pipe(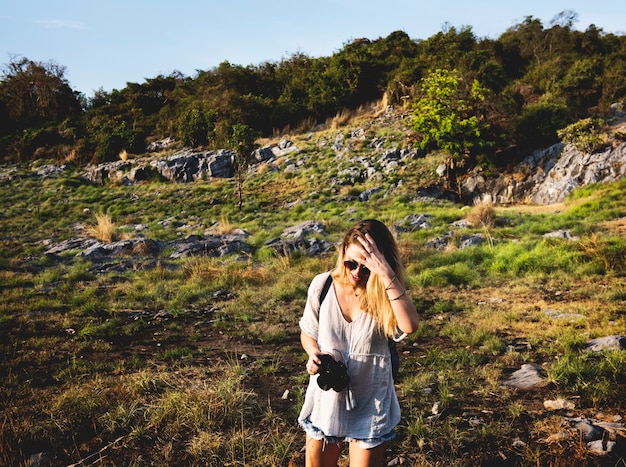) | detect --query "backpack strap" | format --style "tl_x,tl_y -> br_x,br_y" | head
319,273 -> 333,305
